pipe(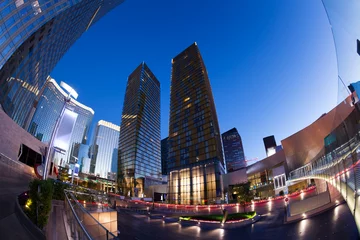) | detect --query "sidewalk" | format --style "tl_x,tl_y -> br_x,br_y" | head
0,176 -> 45,240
